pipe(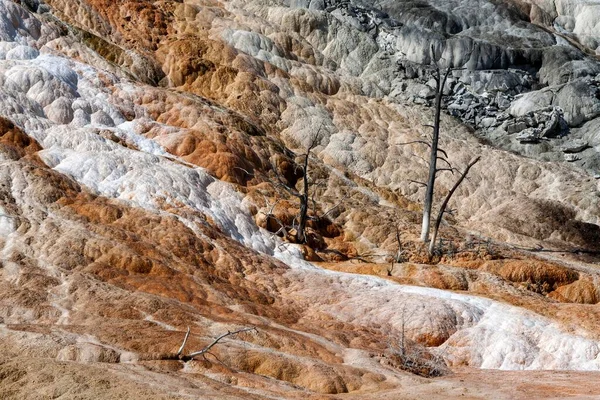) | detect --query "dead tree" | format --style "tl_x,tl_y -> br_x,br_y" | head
270,131 -> 322,244
420,66 -> 453,243
397,64 -> 480,256
386,304 -> 448,378
296,136 -> 315,243
428,157 -> 480,256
